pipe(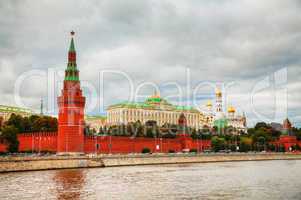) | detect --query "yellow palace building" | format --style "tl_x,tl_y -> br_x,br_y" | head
107,90 -> 246,132
107,94 -> 210,129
